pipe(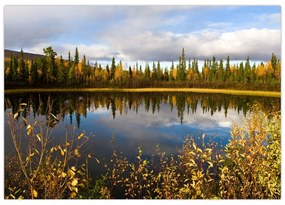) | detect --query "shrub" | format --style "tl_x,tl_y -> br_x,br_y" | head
219,106 -> 281,199
5,98 -> 90,199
